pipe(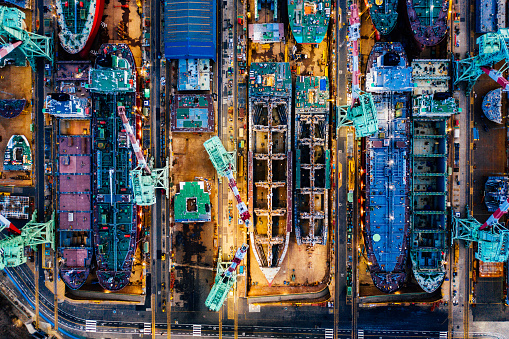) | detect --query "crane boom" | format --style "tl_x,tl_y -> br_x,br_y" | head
481,67 -> 509,90
117,106 -> 151,174
481,197 -> 509,229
